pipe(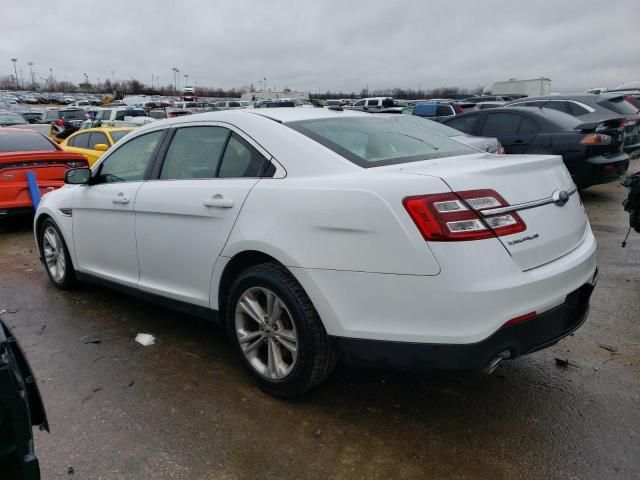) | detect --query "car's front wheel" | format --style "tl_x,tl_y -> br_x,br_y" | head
226,263 -> 336,398
39,218 -> 76,290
